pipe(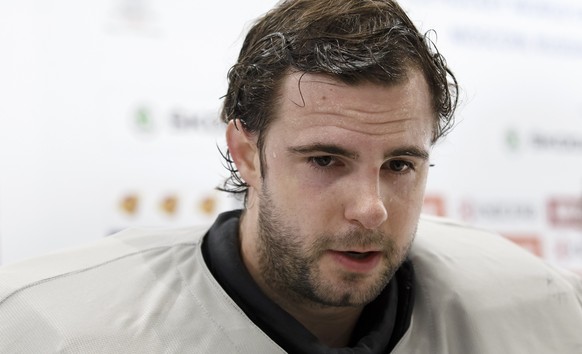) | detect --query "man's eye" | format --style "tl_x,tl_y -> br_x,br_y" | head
387,160 -> 413,173
310,156 -> 335,167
